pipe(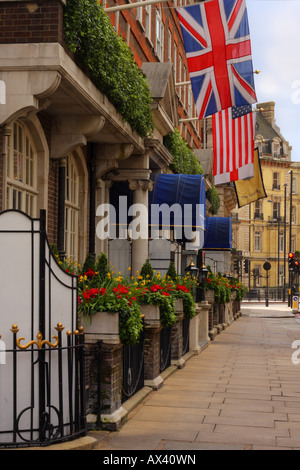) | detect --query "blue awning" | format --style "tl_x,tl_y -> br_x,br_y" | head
149,174 -> 206,247
203,217 -> 232,251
